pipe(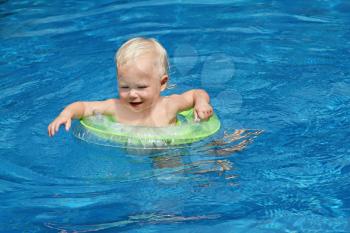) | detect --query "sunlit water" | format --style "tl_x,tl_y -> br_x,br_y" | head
1,0 -> 350,232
